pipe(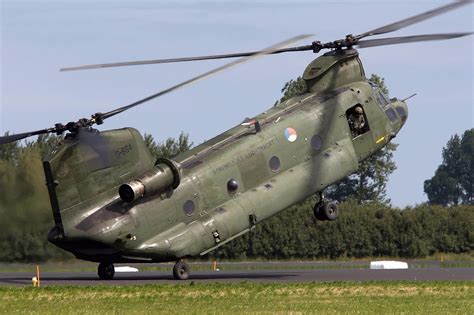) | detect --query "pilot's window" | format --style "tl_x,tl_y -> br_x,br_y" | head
375,91 -> 389,107
346,105 -> 370,138
395,106 -> 407,123
370,82 -> 389,107
385,108 -> 398,123
369,81 -> 378,90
